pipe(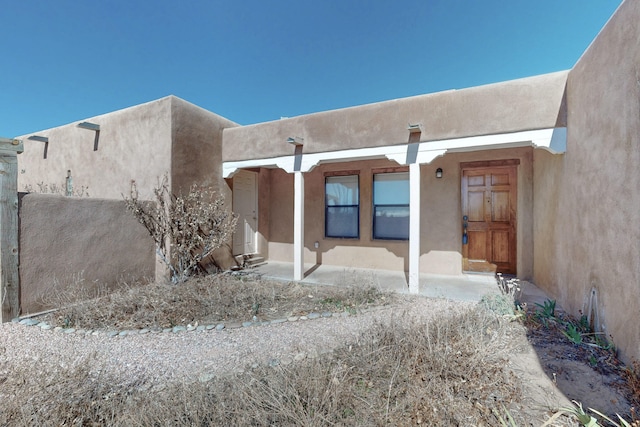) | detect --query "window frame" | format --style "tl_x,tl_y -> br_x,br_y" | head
324,173 -> 360,239
372,170 -> 410,241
